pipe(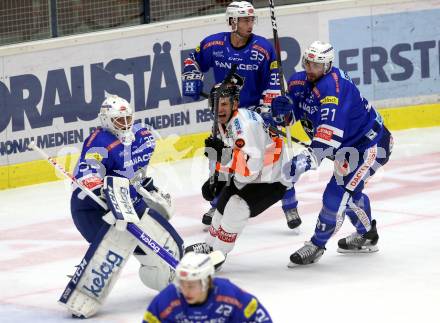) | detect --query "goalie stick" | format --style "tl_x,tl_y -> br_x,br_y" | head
29,142 -> 225,268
